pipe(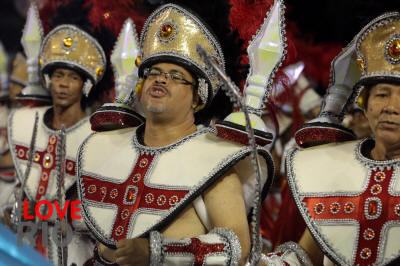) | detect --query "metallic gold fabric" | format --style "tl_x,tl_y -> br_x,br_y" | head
142,8 -> 220,73
359,19 -> 400,74
40,25 -> 106,84
356,13 -> 400,83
